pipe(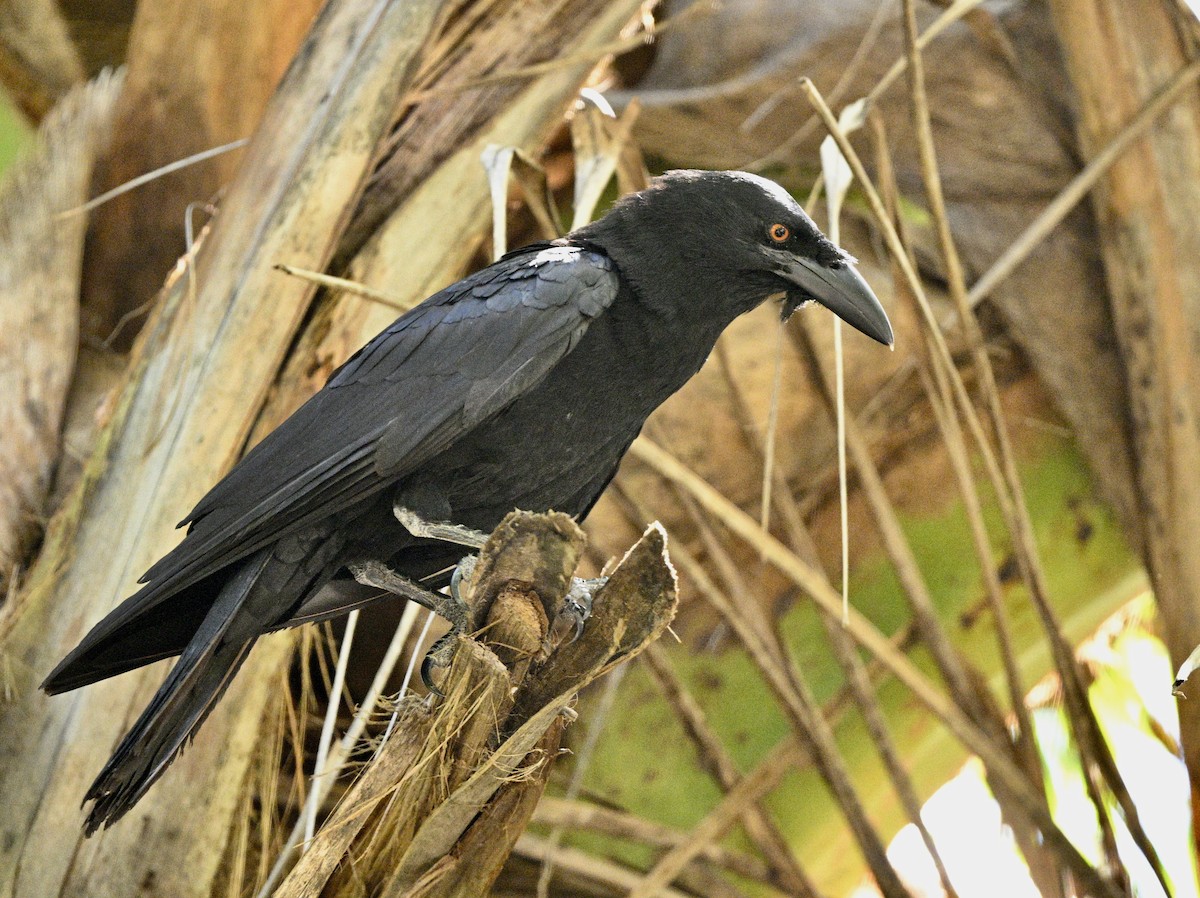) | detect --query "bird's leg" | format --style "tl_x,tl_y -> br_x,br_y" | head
347,560 -> 471,695
387,502 -> 486,692
393,503 -> 487,549
347,560 -> 469,630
